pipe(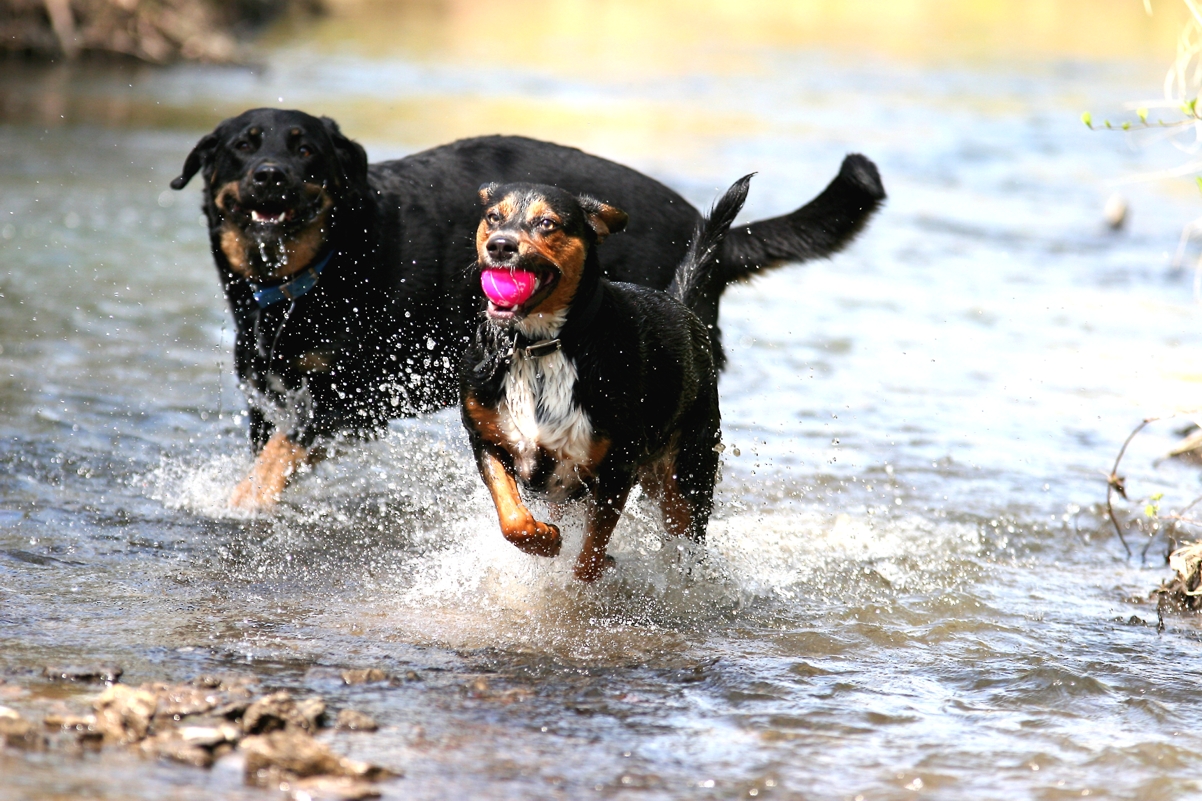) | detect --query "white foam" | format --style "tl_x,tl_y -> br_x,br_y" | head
143,450 -> 259,520
138,420 -> 986,656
